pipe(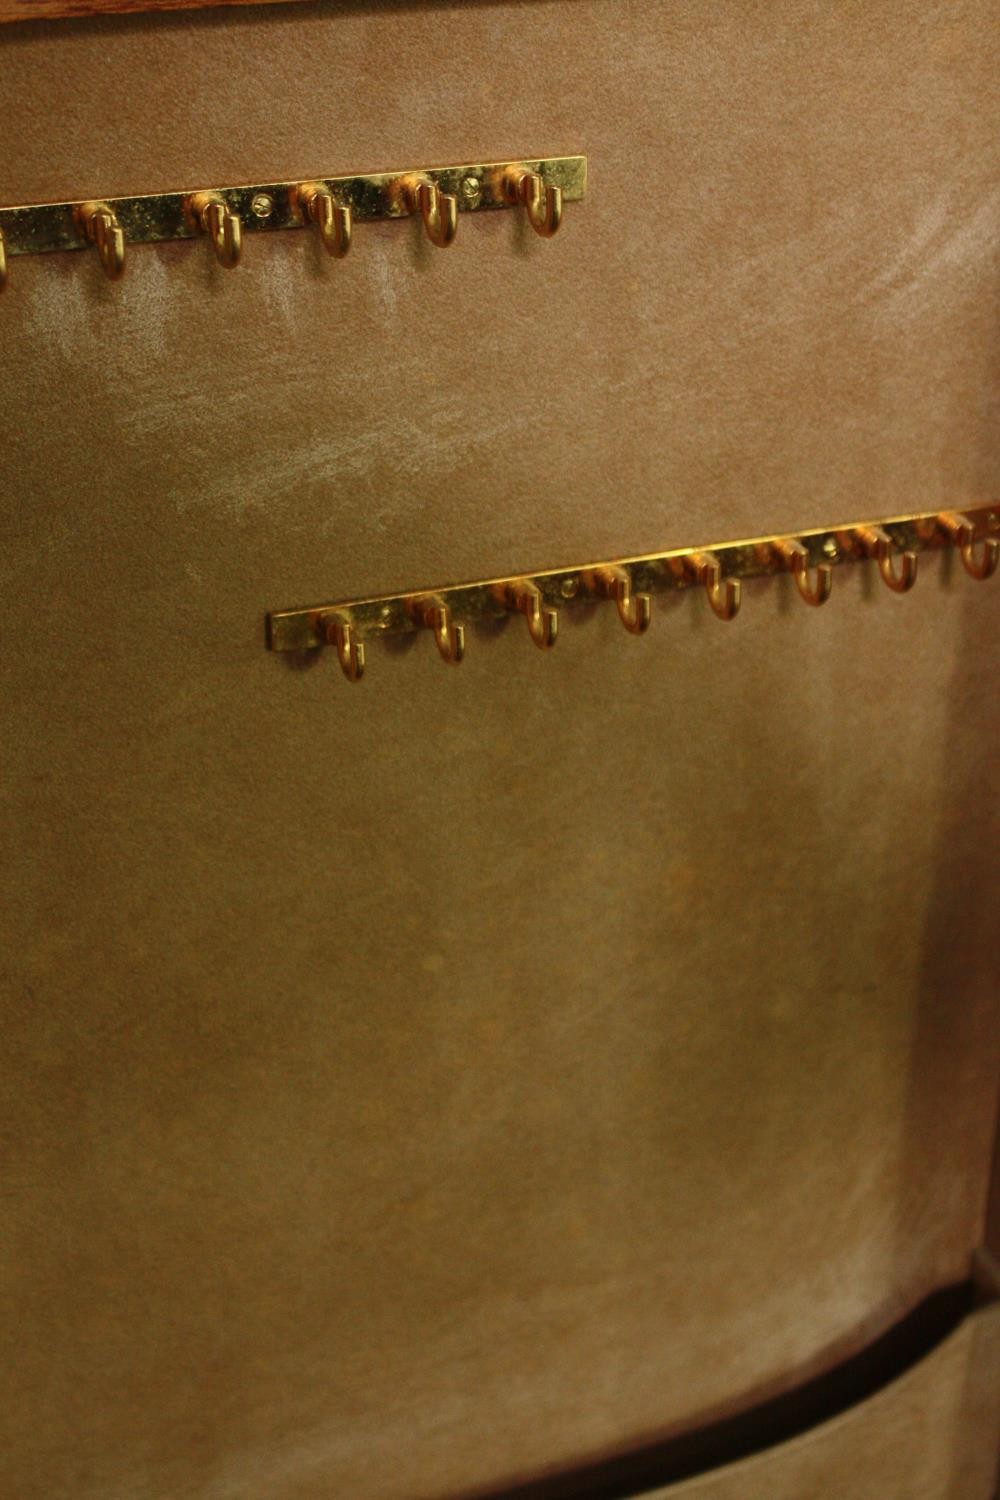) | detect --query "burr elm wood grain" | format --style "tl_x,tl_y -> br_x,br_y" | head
2,1 -> 999,1497
0,0 -> 306,22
